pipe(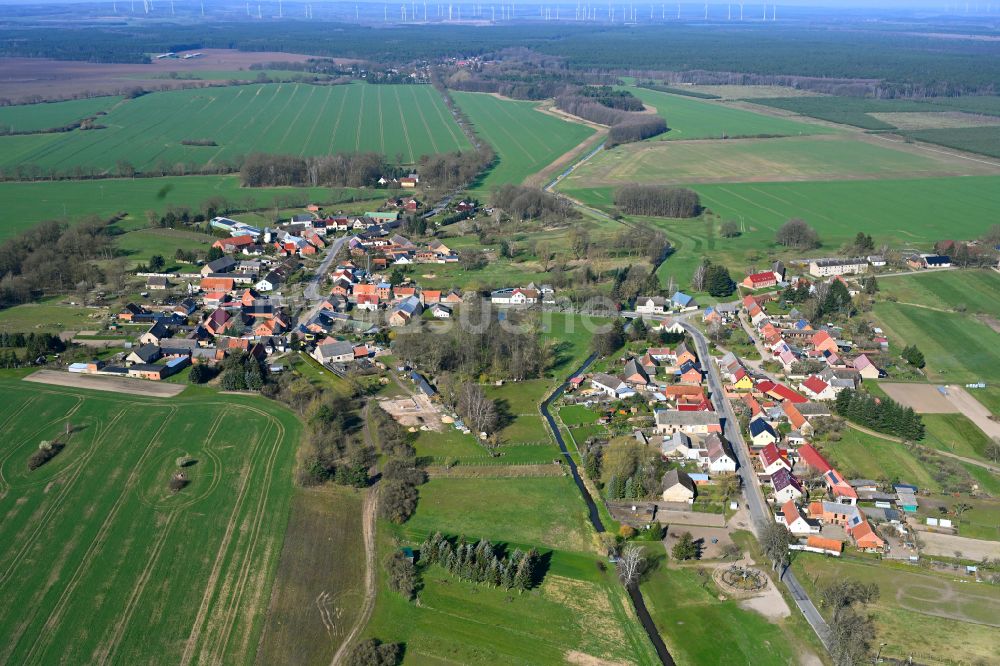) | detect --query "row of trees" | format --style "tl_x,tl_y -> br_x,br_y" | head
371,406 -> 427,525
239,152 -> 387,188
834,388 -> 925,441
614,184 -> 701,218
0,331 -> 66,357
419,532 -> 543,592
